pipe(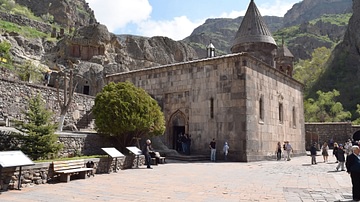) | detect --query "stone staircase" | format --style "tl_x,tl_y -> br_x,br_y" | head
76,110 -> 94,131
166,154 -> 209,162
